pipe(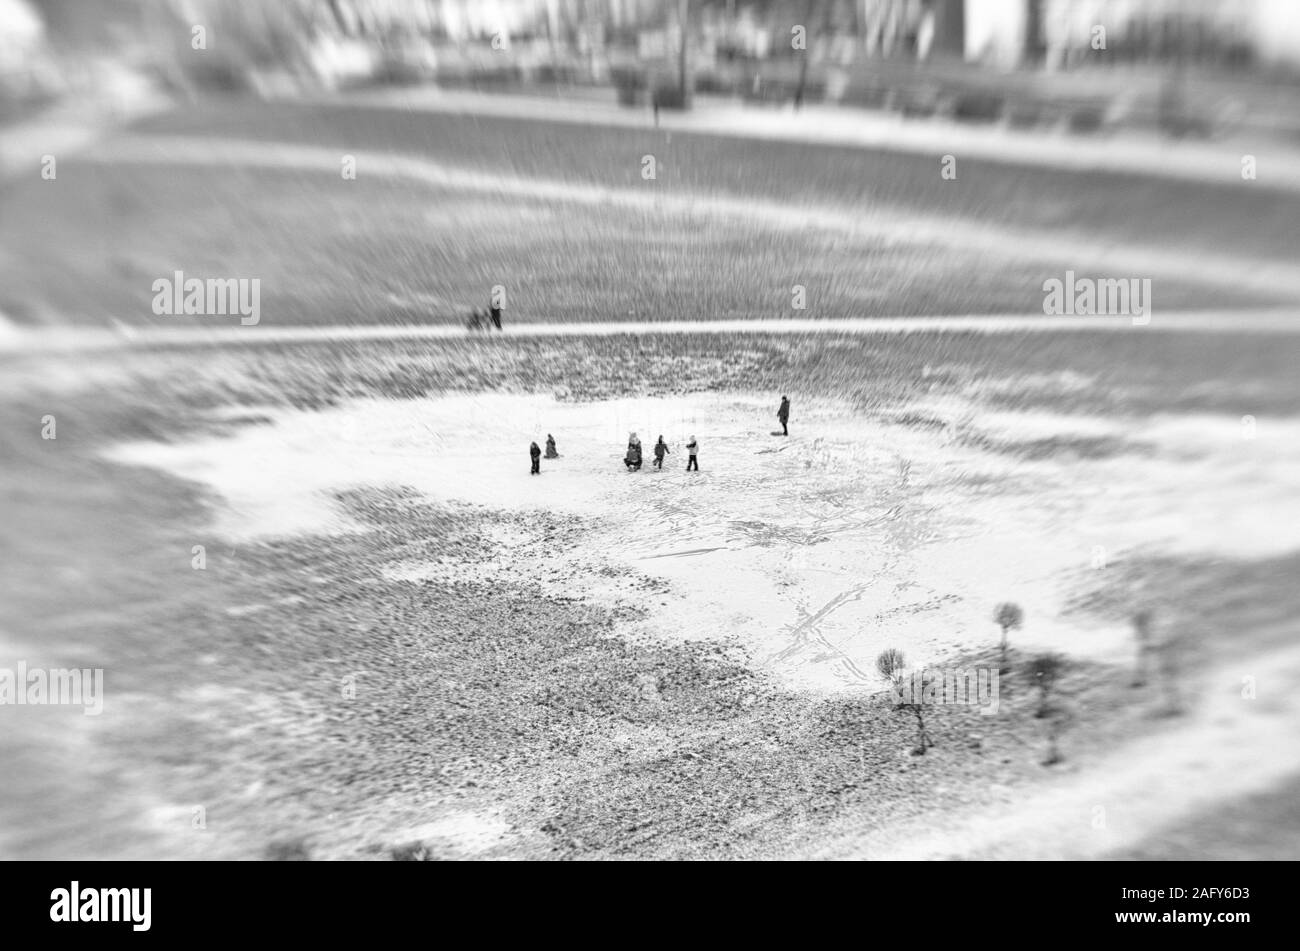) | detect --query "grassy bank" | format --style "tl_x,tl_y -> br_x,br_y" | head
131,99 -> 1300,265
2,98 -> 1295,328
